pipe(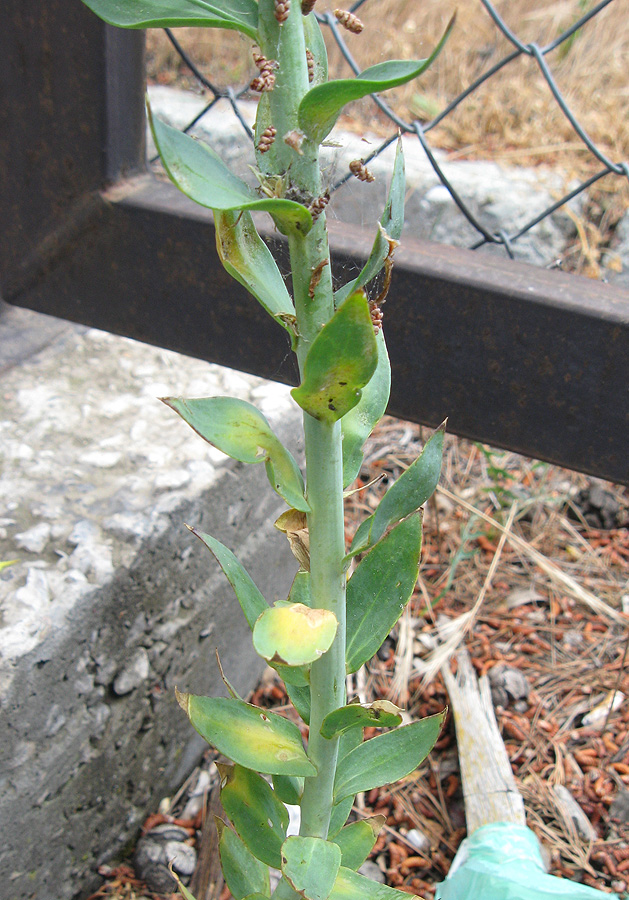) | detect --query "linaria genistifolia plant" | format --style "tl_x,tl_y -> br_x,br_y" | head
81,1 -> 454,896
